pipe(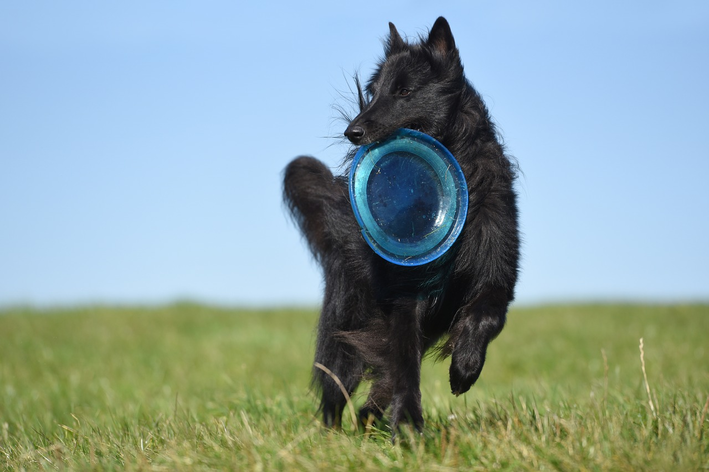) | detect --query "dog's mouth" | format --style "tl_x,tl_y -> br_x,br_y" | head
346,122 -> 429,147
